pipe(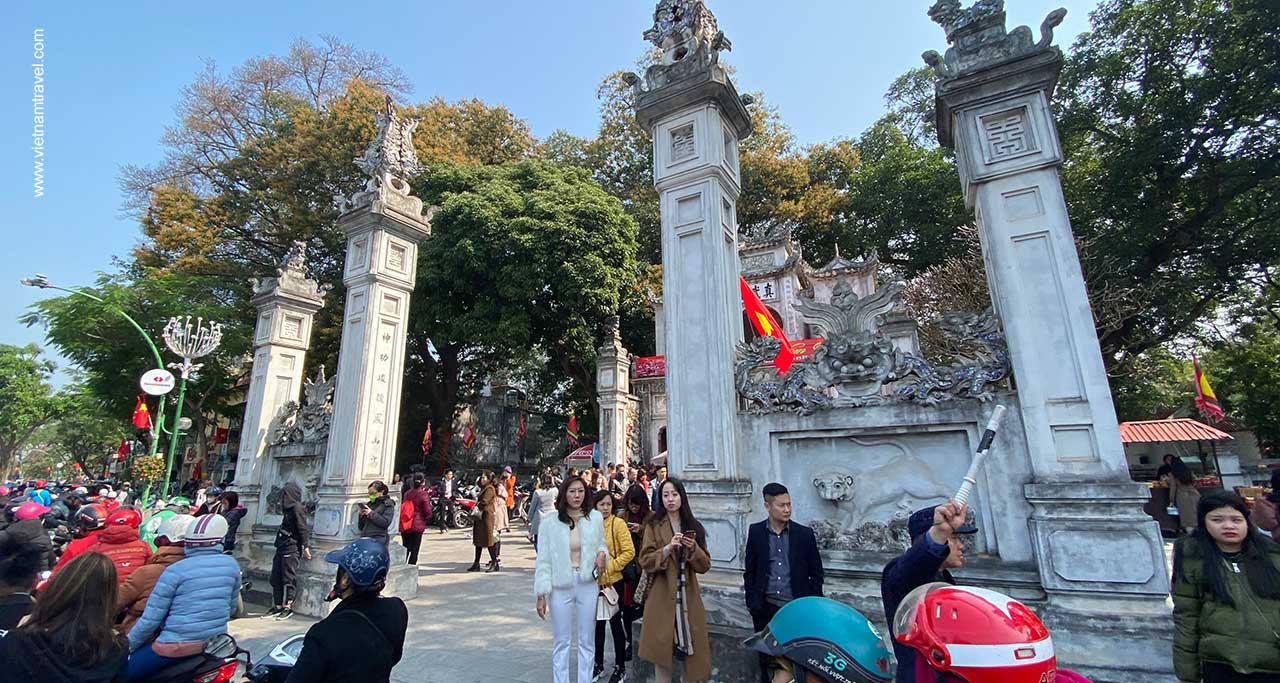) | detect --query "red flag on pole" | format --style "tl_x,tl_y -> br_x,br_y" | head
739,276 -> 795,373
1192,353 -> 1226,423
131,396 -> 152,429
567,415 -> 580,446
116,439 -> 131,462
